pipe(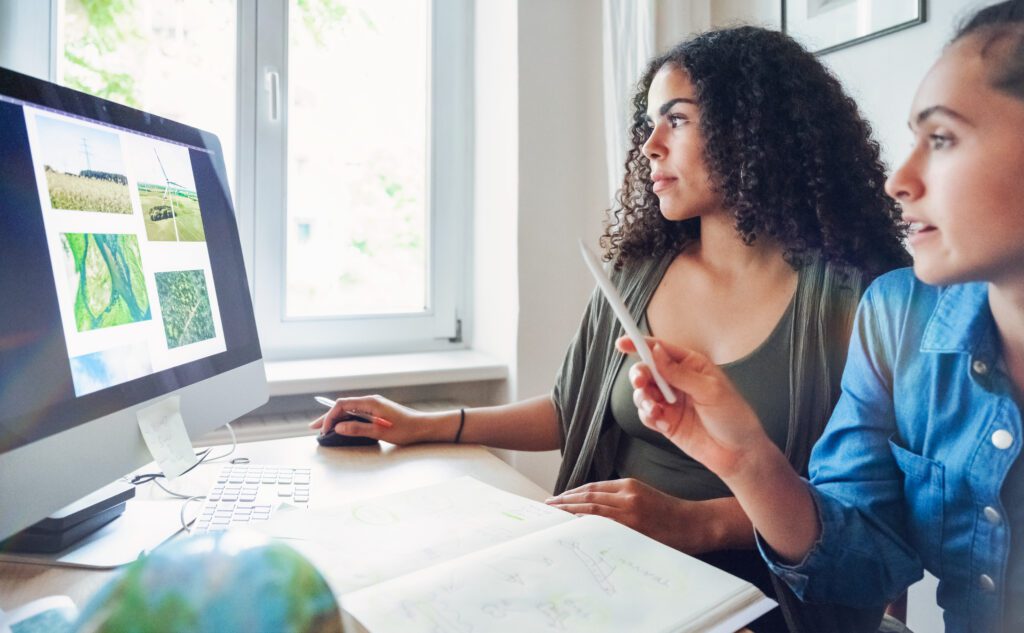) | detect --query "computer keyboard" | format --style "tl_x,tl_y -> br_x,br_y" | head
191,464 -> 311,533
